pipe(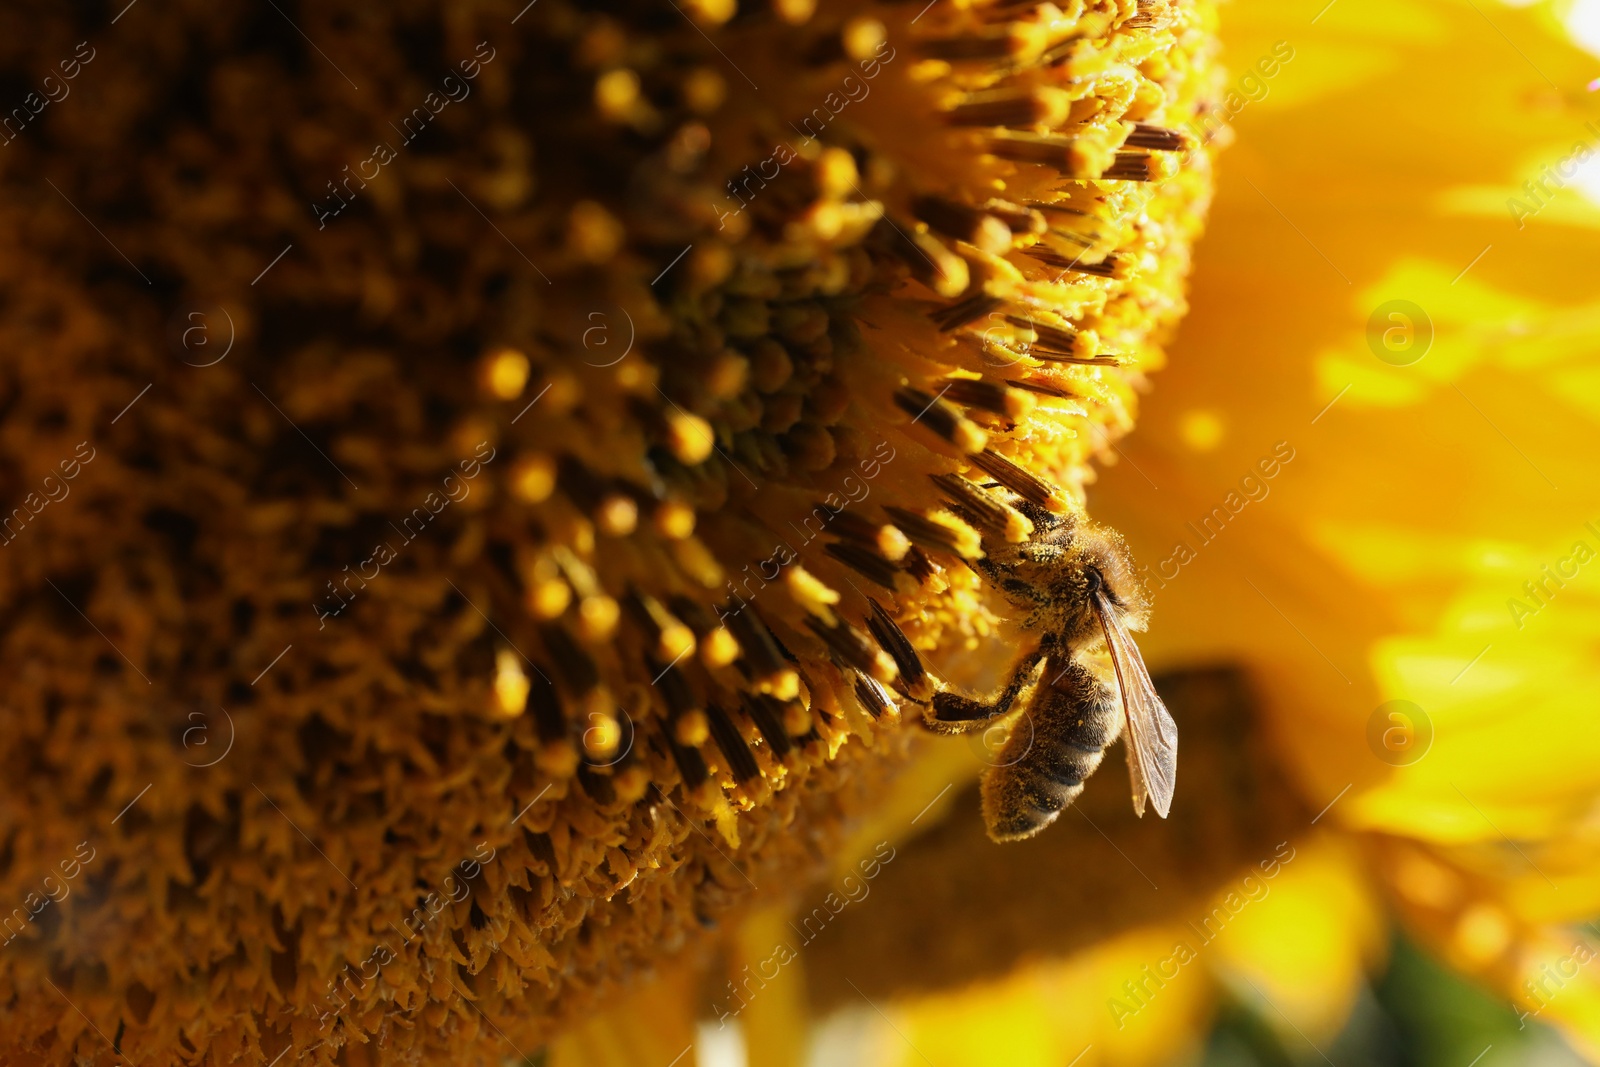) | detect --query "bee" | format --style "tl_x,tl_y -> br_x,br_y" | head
920,501 -> 1178,842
